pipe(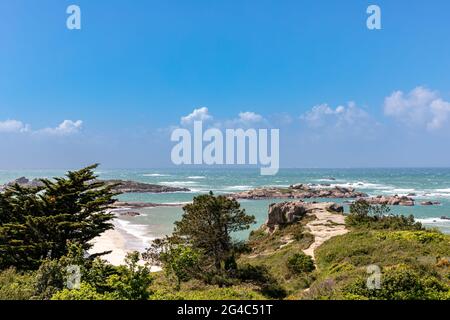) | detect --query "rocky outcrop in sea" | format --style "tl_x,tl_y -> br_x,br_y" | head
230,184 -> 368,200
0,177 -> 190,193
